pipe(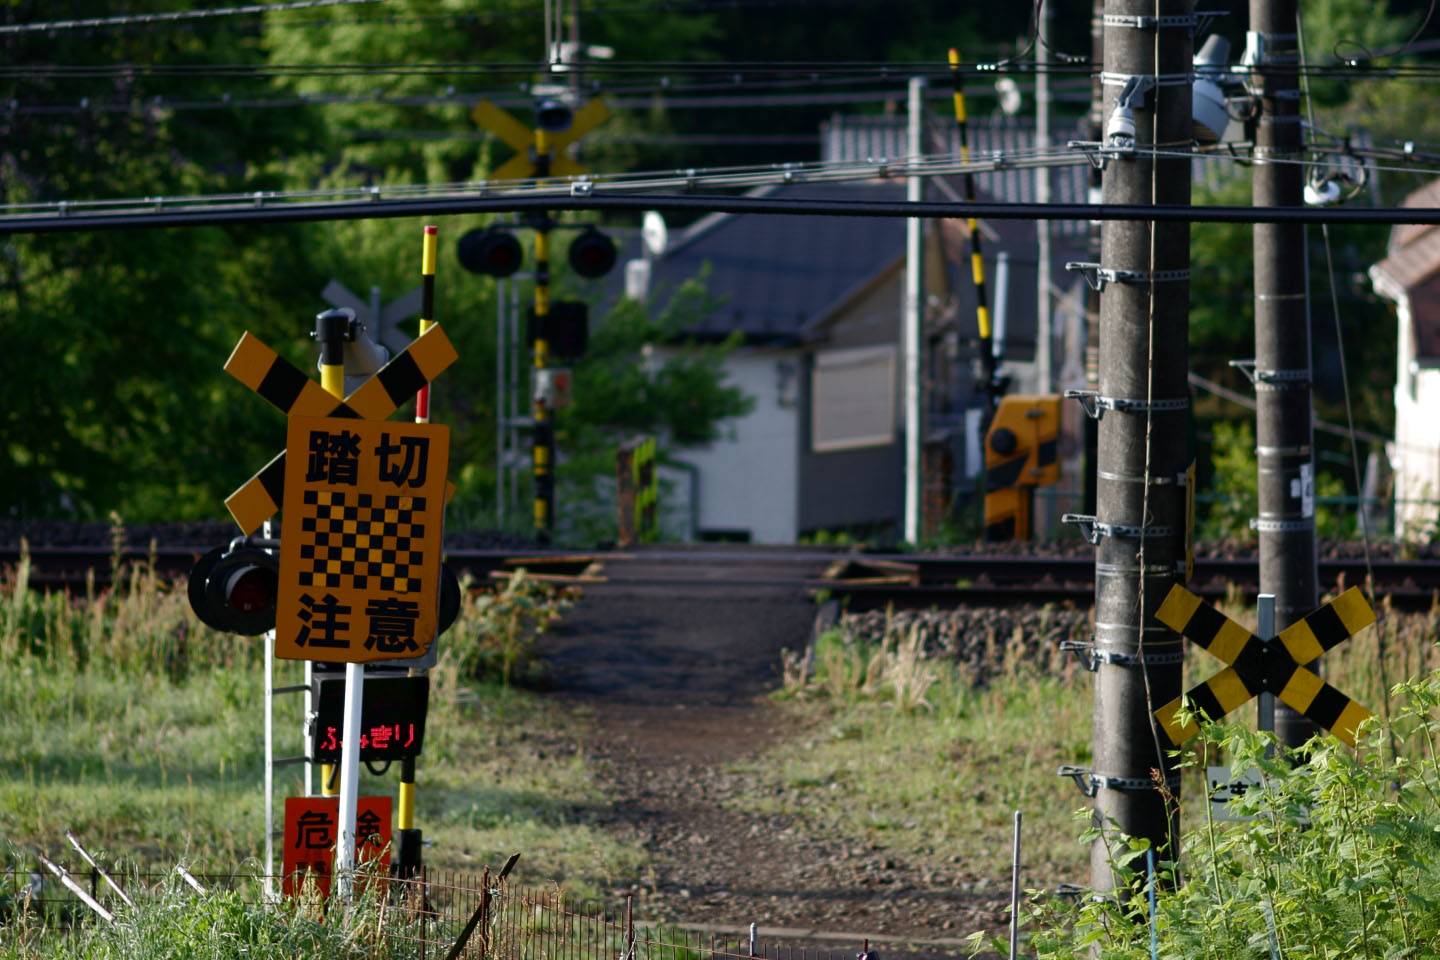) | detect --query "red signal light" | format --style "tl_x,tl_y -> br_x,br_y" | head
457,227 -> 523,277
229,565 -> 276,614
568,227 -> 616,279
